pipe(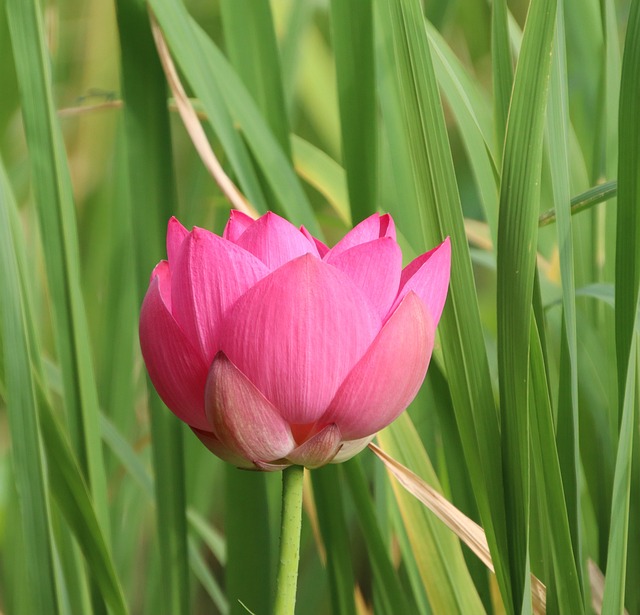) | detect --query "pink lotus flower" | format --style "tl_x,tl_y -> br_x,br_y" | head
139,211 -> 450,470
